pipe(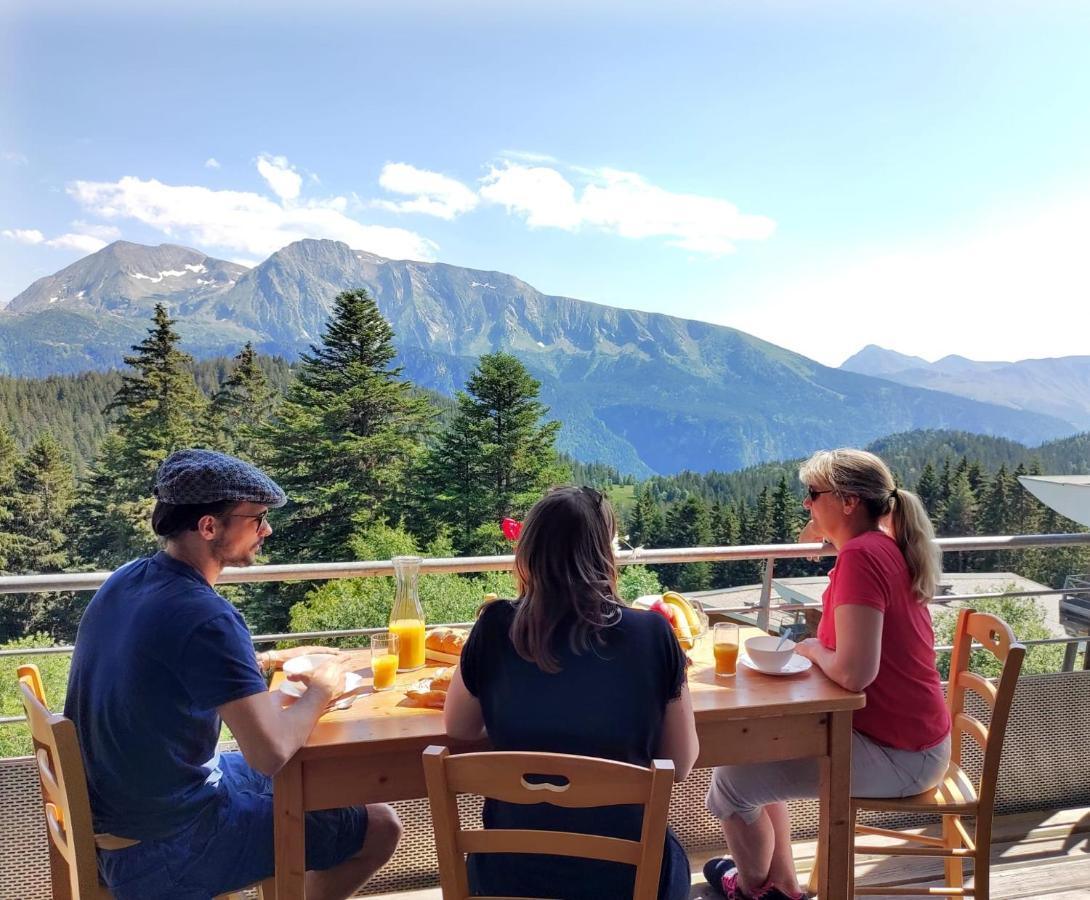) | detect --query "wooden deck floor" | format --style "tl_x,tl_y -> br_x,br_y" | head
373,806 -> 1090,899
